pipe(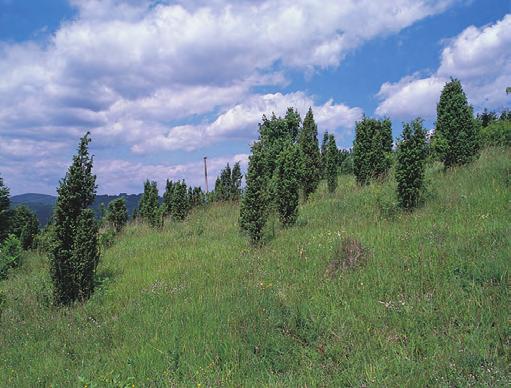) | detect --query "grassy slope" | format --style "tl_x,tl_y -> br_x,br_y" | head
1,148 -> 510,386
